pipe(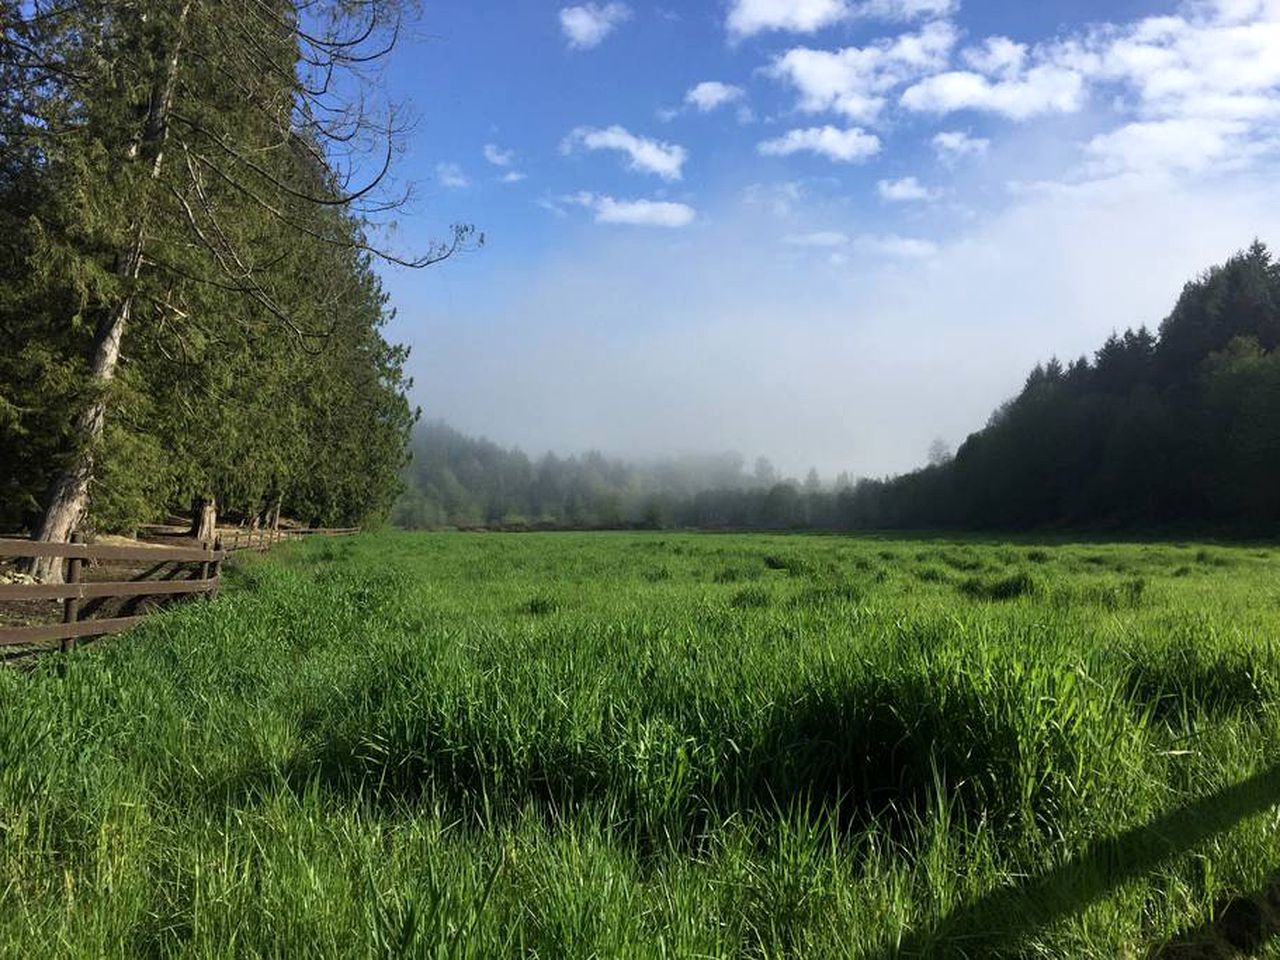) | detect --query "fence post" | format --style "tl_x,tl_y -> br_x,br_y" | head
61,532 -> 85,654
199,541 -> 211,584
210,537 -> 223,600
